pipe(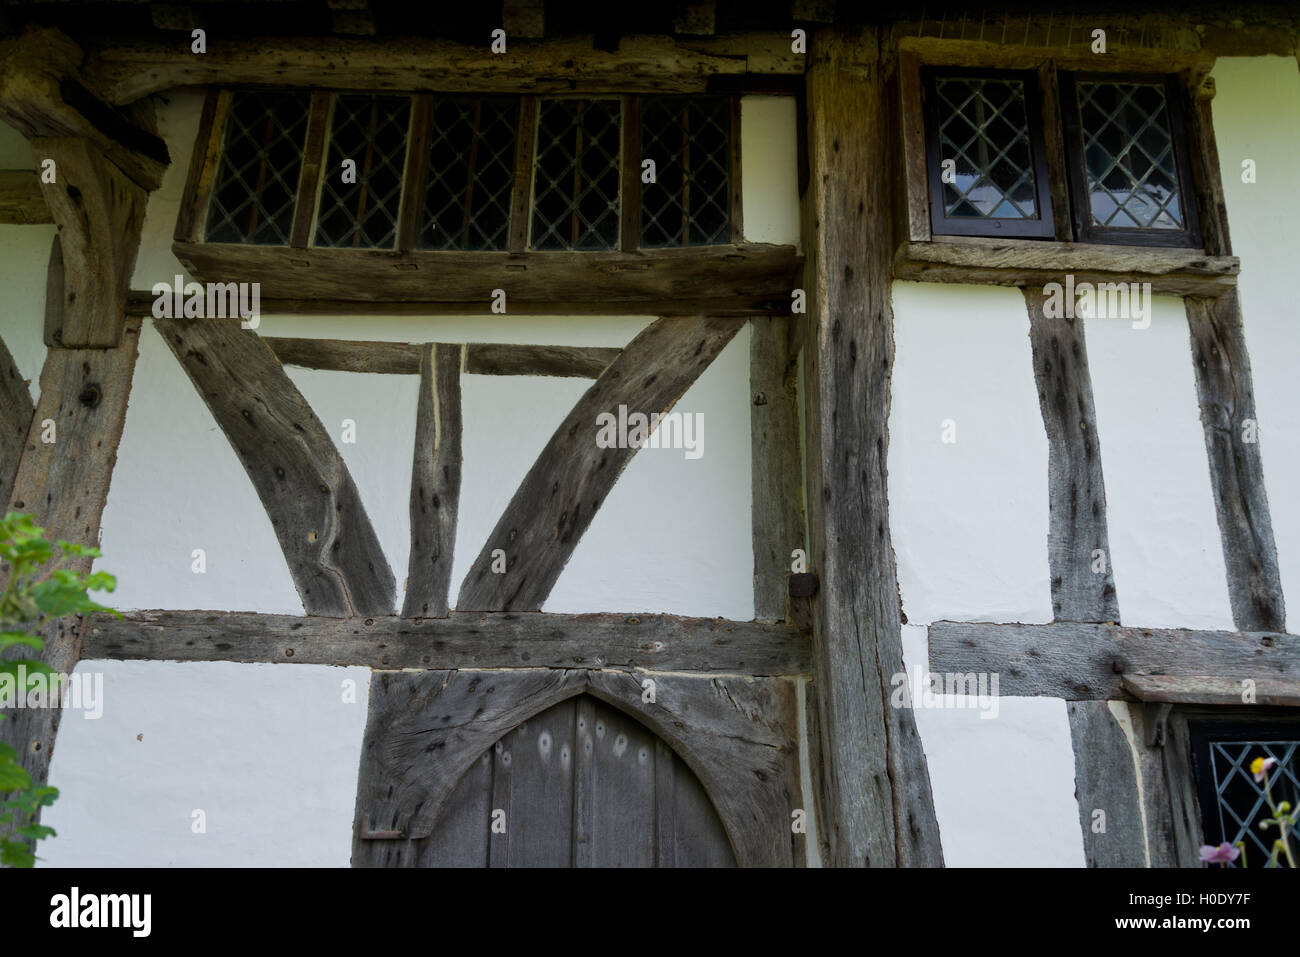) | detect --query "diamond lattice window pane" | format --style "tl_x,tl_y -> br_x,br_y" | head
640,96 -> 730,248
419,97 -> 518,251
935,76 -> 1039,220
314,94 -> 412,249
1203,740 -> 1300,867
1077,80 -> 1183,229
205,90 -> 311,245
530,99 -> 621,251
